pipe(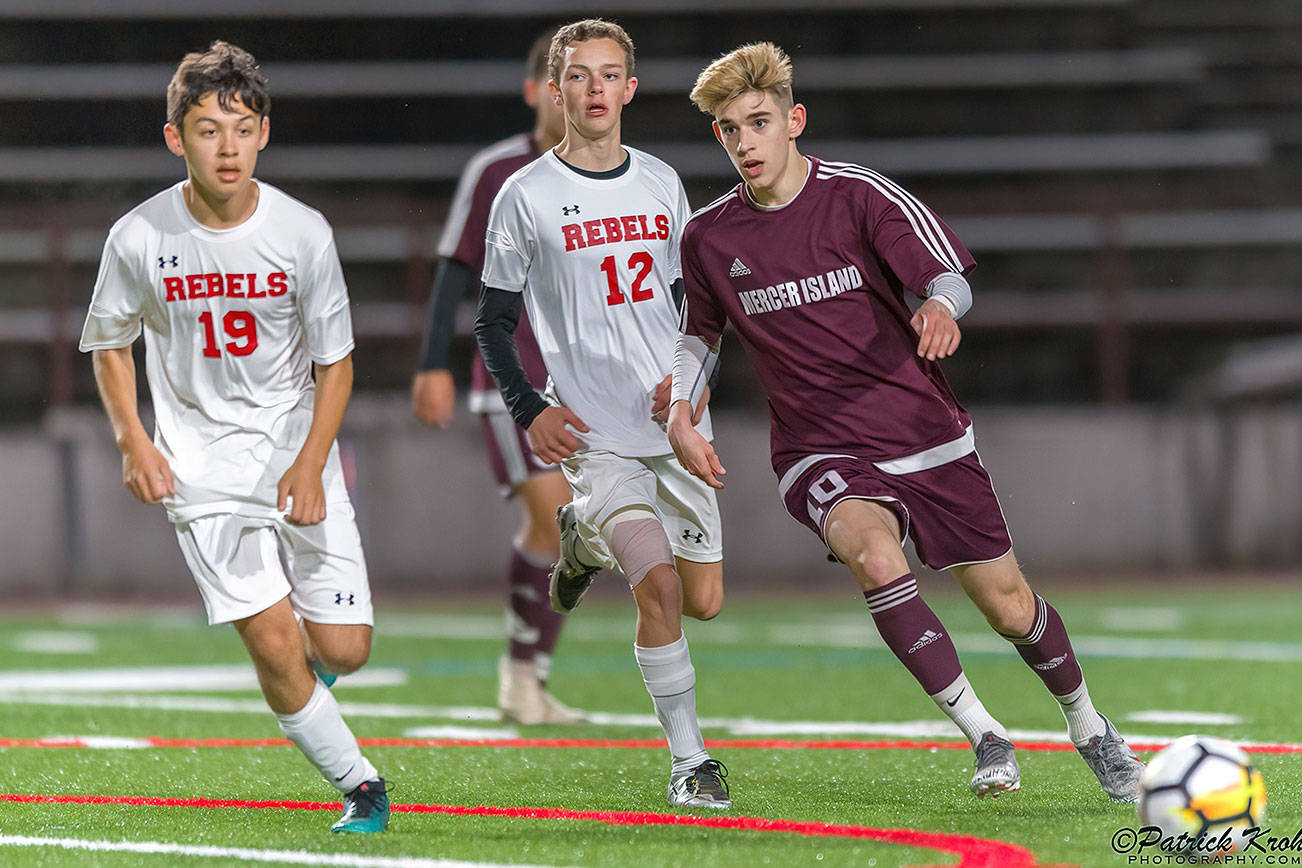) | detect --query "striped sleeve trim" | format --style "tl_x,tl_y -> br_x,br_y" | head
817,161 -> 963,275
437,134 -> 533,259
